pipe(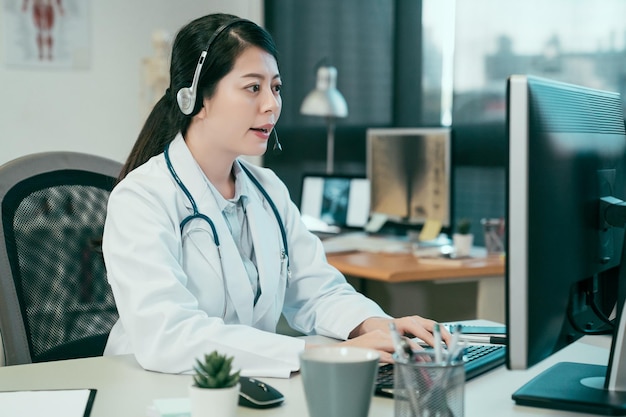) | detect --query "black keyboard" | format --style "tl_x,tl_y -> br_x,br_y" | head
375,344 -> 506,397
